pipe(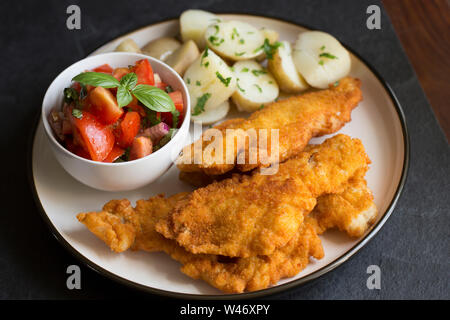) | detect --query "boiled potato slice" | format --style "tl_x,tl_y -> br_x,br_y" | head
256,28 -> 280,61
268,41 -> 309,93
191,99 -> 230,125
141,37 -> 181,61
180,10 -> 222,49
231,60 -> 279,112
204,21 -> 265,61
115,38 -> 141,53
184,48 -> 236,116
165,40 -> 200,76
293,31 -> 351,89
